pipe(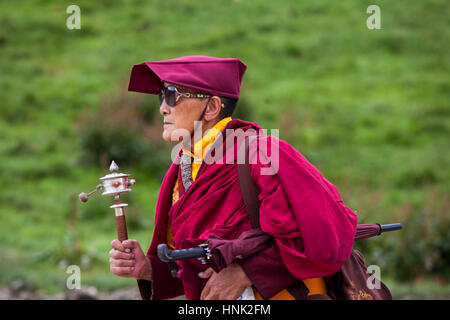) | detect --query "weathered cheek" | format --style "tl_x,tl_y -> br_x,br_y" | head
176,114 -> 191,131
